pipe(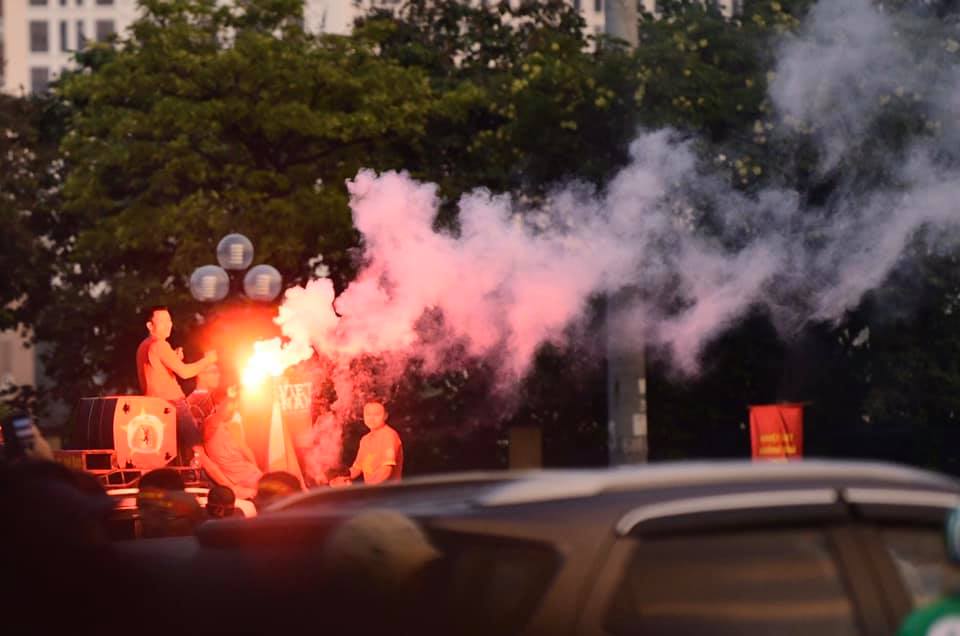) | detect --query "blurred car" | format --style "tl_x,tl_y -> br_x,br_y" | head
122,460 -> 960,636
